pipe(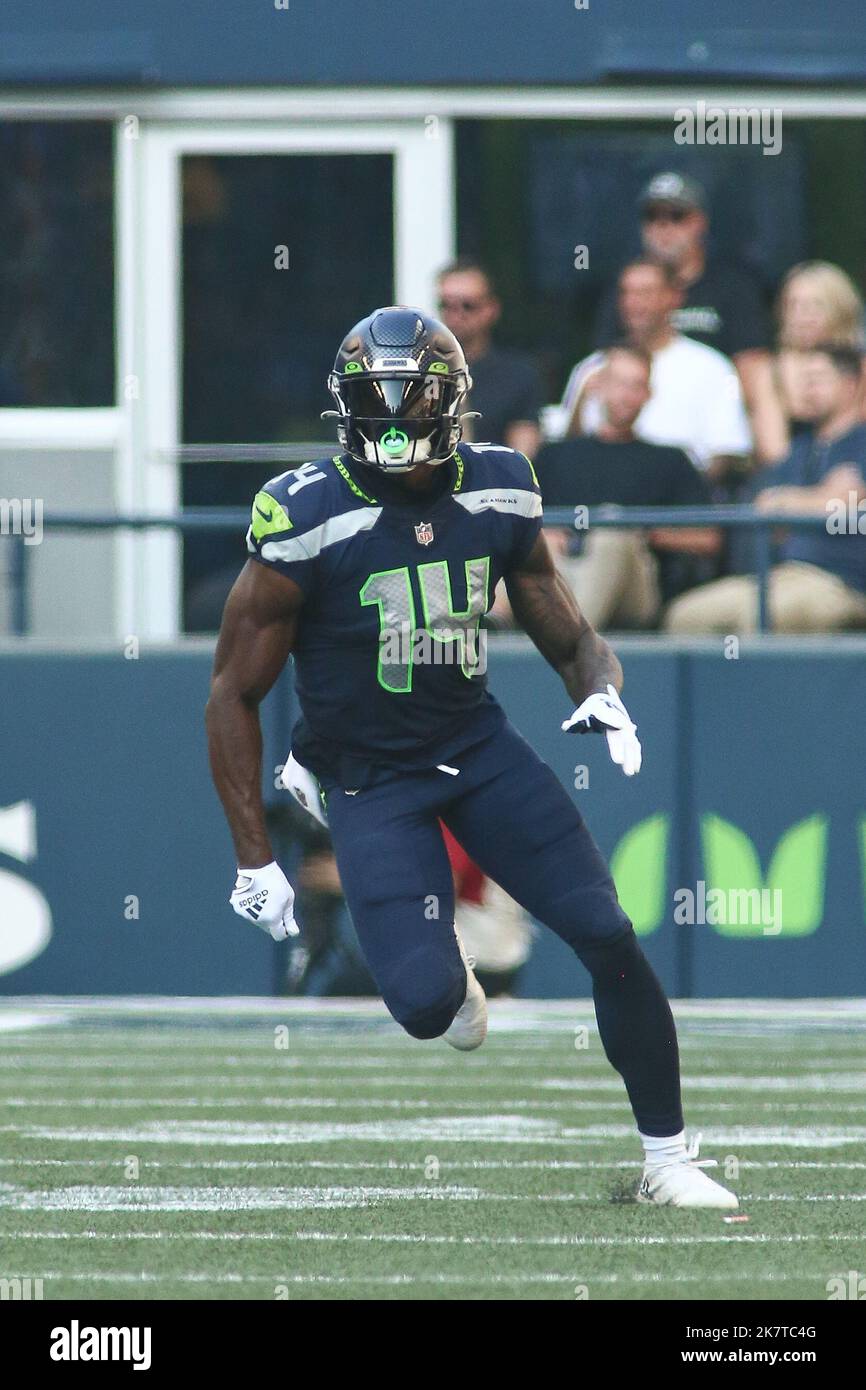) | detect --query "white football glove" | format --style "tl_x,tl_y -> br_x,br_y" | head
230,860 -> 299,940
561,682 -> 642,777
280,752 -> 328,827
